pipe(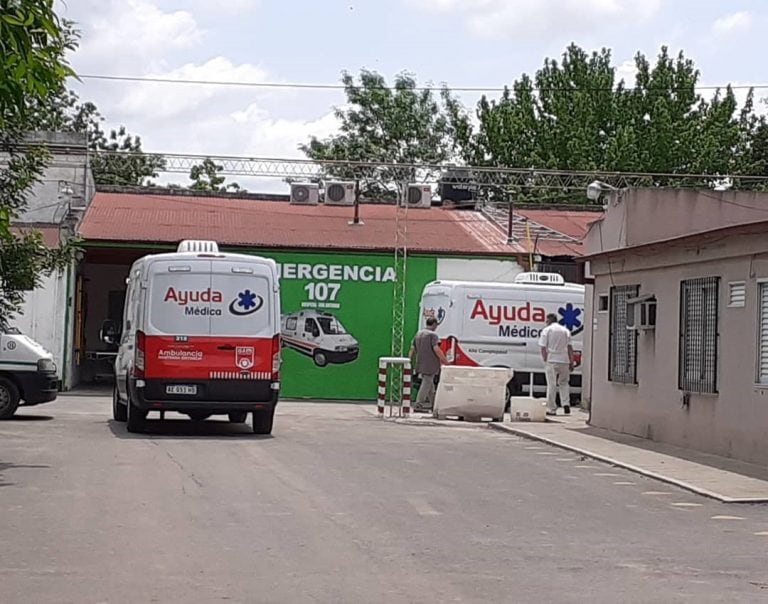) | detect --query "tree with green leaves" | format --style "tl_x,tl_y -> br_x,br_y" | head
1,0 -> 79,330
748,110 -> 768,177
31,87 -> 165,186
301,70 -> 458,198
89,125 -> 165,187
188,158 -> 240,192
444,44 -> 765,201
